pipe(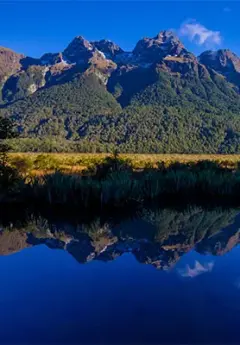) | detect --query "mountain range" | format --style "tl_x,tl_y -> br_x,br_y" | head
1,30 -> 240,153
